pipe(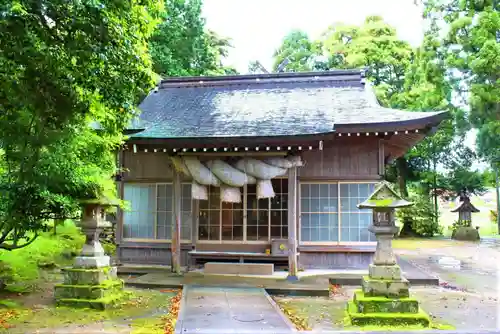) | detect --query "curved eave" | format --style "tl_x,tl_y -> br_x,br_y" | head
126,131 -> 338,146
333,110 -> 449,133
